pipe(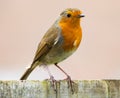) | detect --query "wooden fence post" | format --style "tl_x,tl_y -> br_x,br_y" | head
0,80 -> 119,98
